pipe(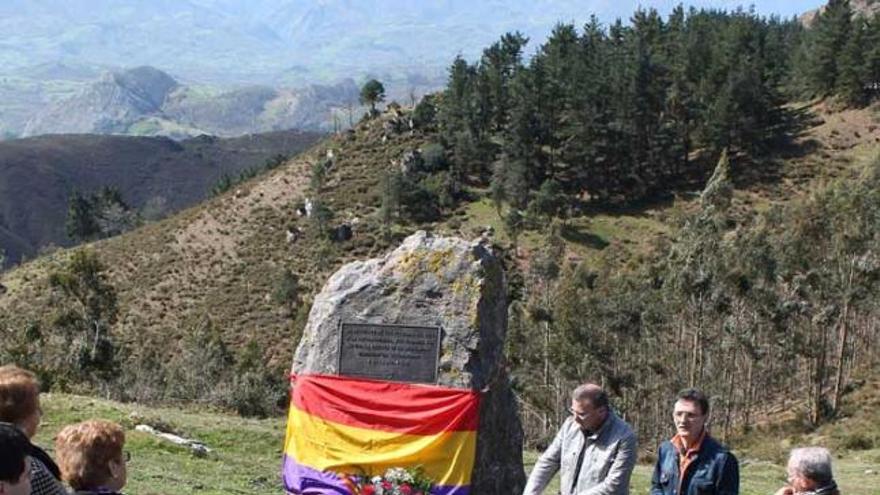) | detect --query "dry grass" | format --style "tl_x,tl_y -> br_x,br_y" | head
1,101 -> 878,400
